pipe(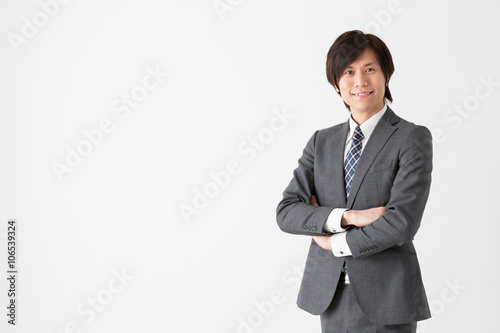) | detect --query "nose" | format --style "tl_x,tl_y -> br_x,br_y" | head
354,71 -> 368,87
